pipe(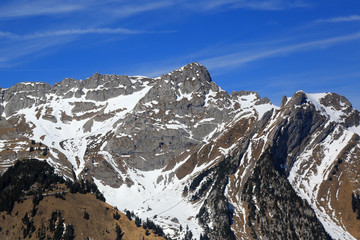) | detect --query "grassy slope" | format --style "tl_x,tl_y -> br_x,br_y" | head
0,191 -> 165,240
